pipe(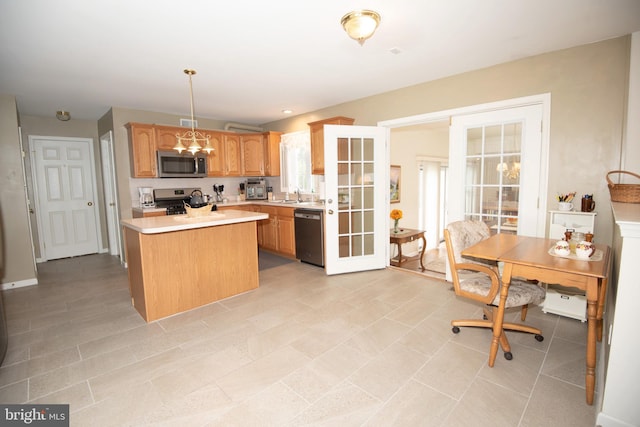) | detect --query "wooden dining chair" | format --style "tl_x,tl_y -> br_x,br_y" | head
444,220 -> 545,363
